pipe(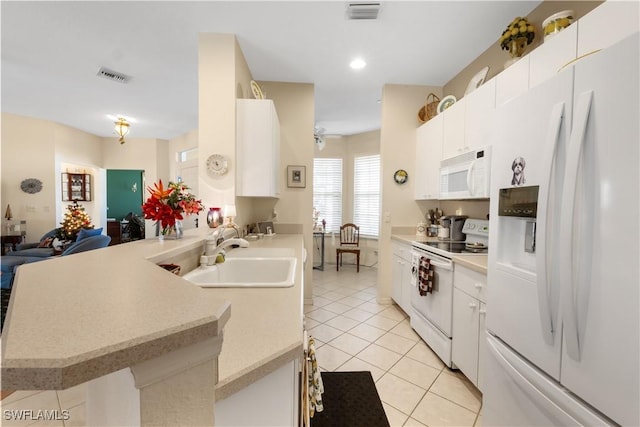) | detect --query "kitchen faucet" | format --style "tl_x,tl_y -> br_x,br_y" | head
201,228 -> 249,267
